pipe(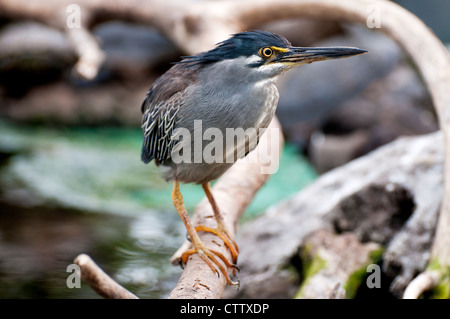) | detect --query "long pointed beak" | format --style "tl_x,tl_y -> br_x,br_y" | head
276,46 -> 367,65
